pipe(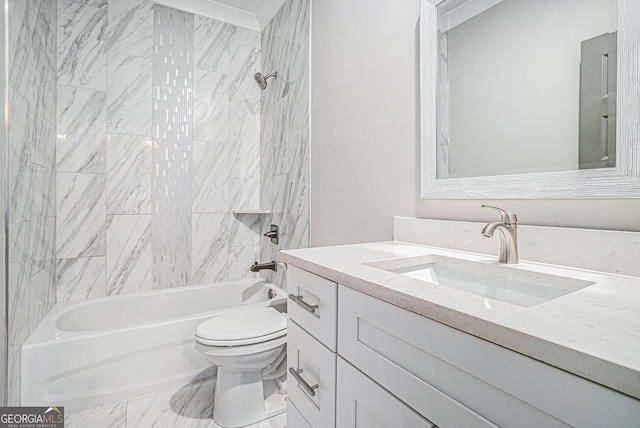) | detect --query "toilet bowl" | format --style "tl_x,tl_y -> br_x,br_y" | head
195,307 -> 288,428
